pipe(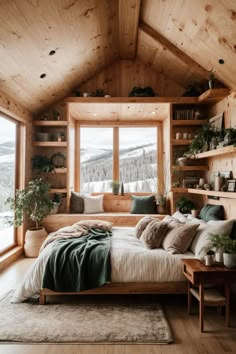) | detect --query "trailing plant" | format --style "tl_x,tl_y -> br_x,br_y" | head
5,178 -> 54,229
176,196 -> 195,213
32,155 -> 55,173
